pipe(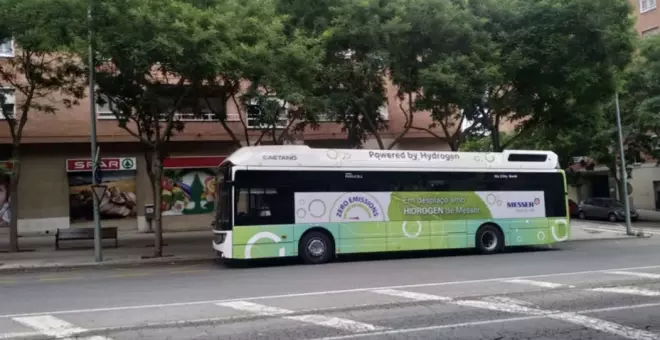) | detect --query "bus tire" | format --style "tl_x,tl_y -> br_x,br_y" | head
476,224 -> 504,255
299,231 -> 334,265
